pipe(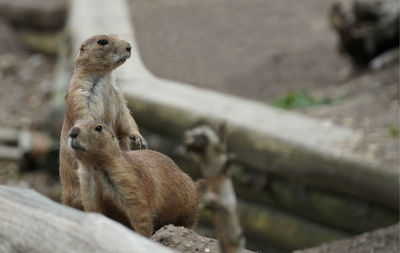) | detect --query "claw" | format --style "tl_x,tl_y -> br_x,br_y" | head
130,134 -> 148,150
140,138 -> 148,150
